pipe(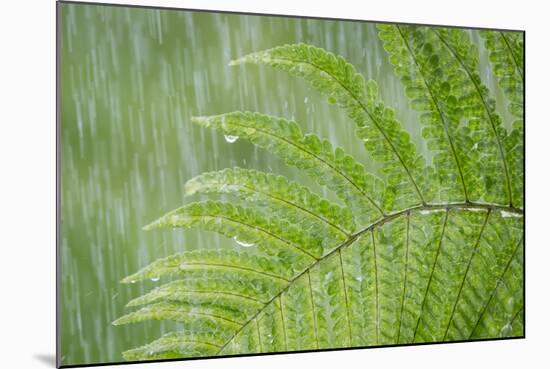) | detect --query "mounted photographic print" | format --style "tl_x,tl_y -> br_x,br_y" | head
57,1 -> 525,367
